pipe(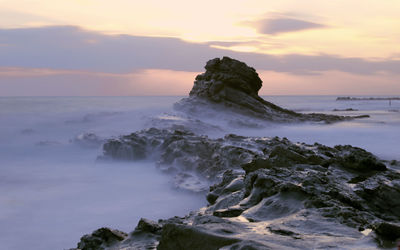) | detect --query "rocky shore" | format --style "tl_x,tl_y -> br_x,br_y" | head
75,127 -> 400,249
71,58 -> 399,249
